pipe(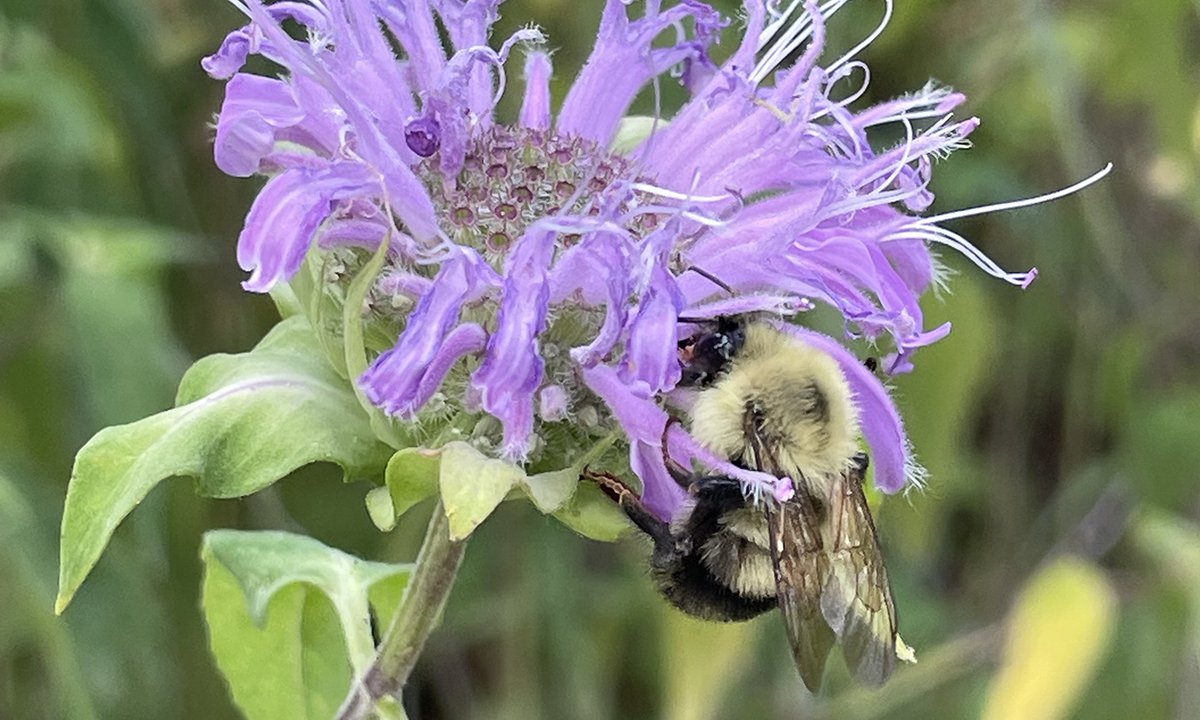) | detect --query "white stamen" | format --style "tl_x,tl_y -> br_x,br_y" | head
886,226 -> 1035,286
628,204 -> 729,228
753,0 -> 852,85
813,104 -> 865,159
913,163 -> 1114,226
809,60 -> 871,121
825,0 -> 894,76
818,187 -> 915,221
758,0 -> 808,57
861,83 -> 961,128
876,114 -> 915,195
461,27 -> 545,110
628,183 -> 732,203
